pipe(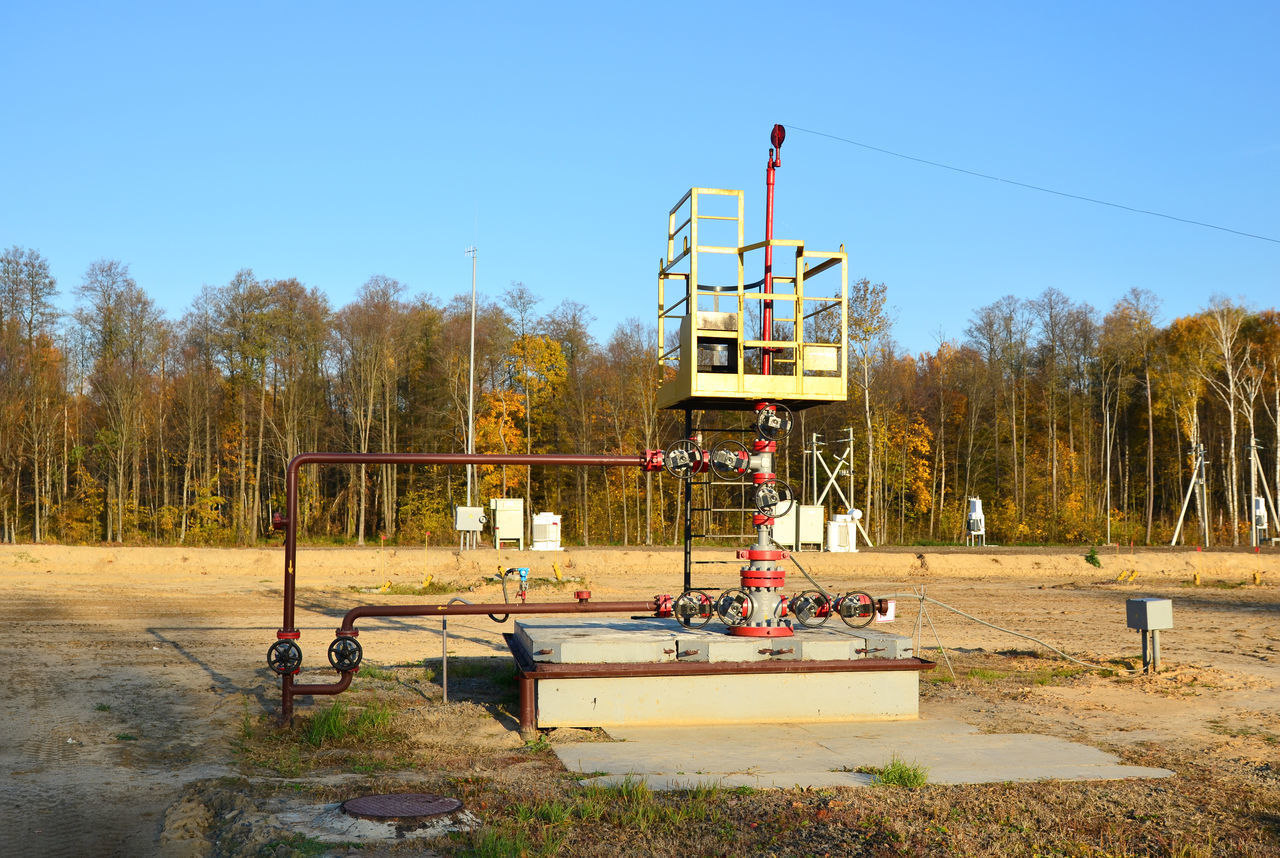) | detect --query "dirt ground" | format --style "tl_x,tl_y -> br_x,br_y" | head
0,541 -> 1277,856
